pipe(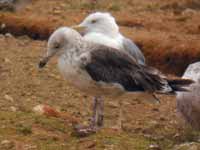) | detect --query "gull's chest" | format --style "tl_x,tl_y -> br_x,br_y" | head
58,56 -> 82,80
58,55 -> 93,90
